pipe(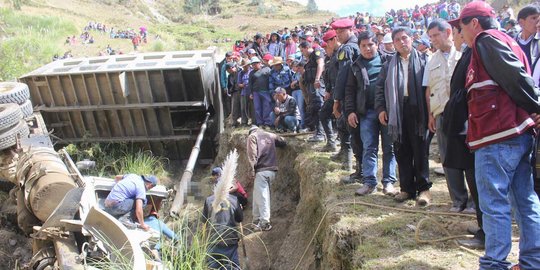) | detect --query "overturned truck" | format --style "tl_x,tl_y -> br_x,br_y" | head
0,48 -> 224,269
